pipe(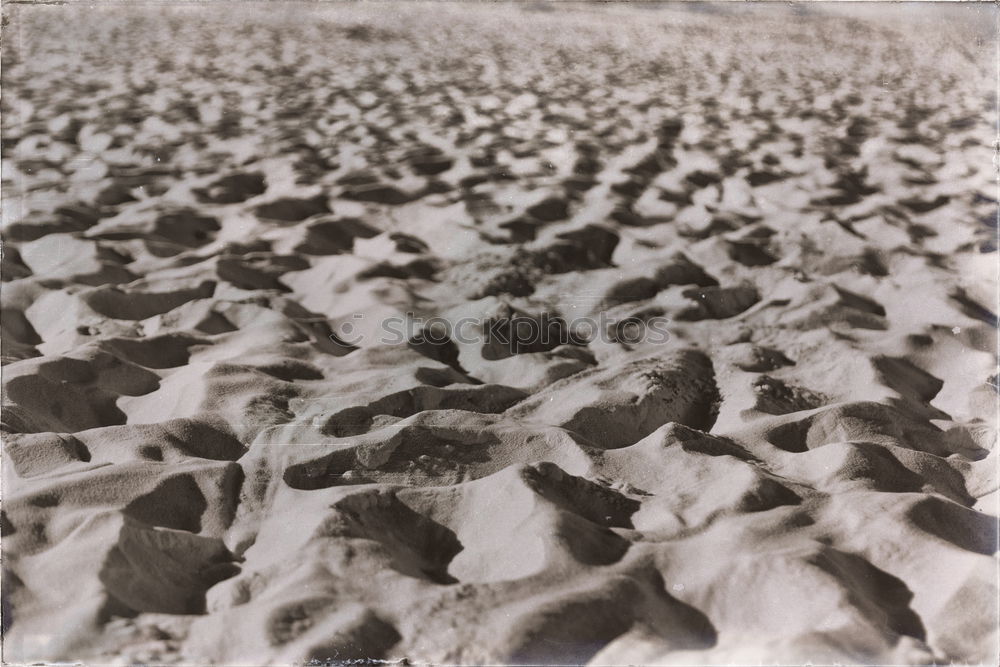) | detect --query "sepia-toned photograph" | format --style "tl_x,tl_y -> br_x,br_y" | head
1,1 -> 997,664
